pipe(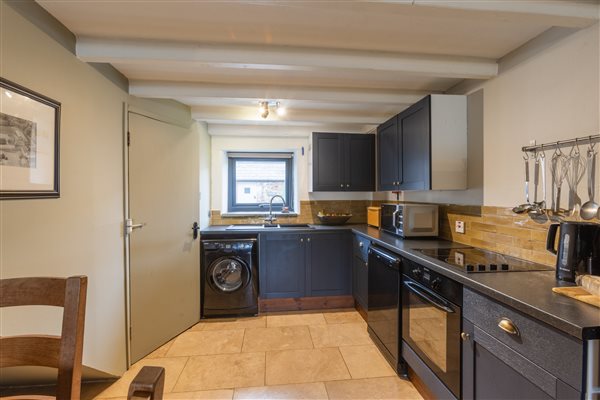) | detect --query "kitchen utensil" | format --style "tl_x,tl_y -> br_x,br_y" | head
512,155 -> 533,214
550,150 -> 568,213
580,148 -> 599,220
529,152 -> 546,215
565,147 -> 586,213
546,221 -> 600,282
